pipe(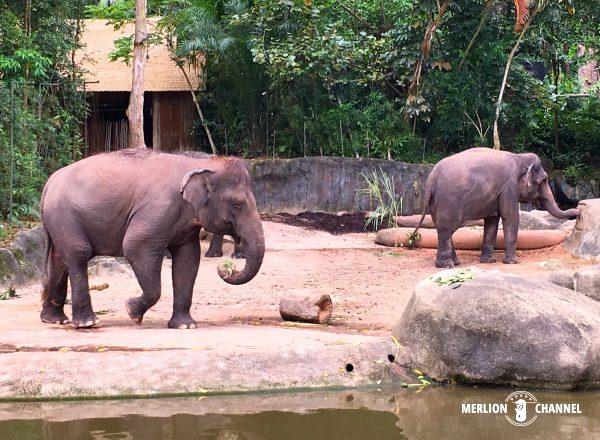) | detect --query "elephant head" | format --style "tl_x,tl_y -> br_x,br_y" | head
180,161 -> 265,285
516,153 -> 580,219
